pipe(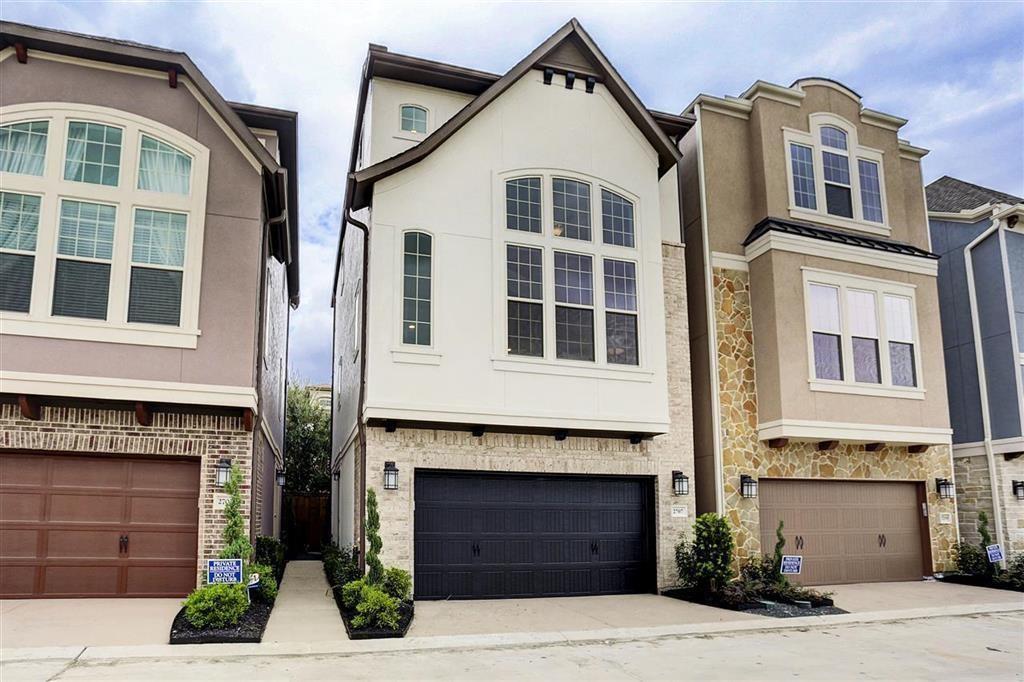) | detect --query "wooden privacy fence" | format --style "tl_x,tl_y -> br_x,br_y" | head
282,493 -> 330,557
